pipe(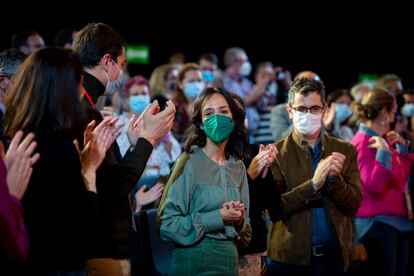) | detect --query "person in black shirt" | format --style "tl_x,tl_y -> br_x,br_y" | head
73,22 -> 175,275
